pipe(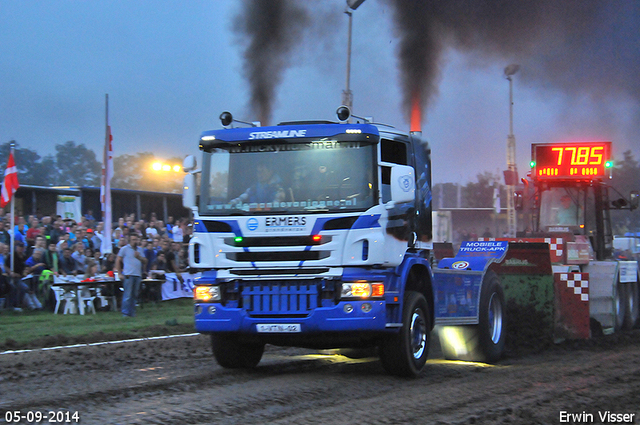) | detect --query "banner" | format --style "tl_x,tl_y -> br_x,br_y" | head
161,272 -> 199,300
56,195 -> 82,221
